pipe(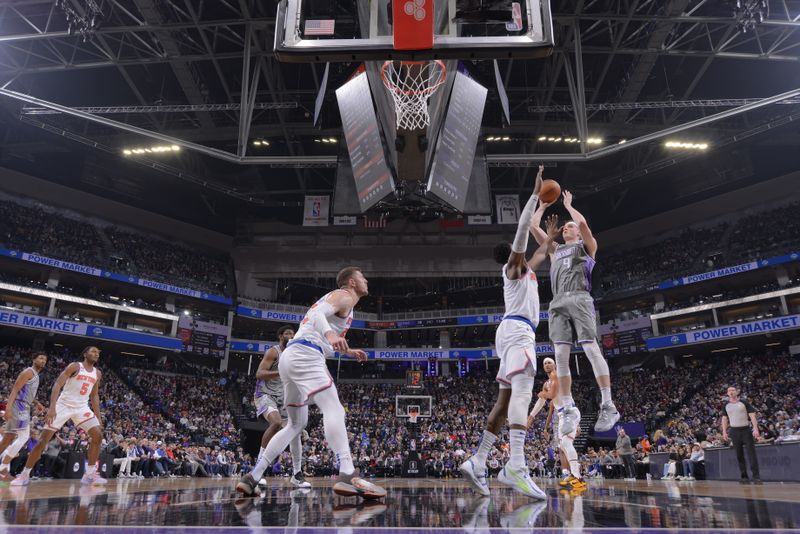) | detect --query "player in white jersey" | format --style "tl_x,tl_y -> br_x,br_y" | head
0,351 -> 47,480
461,166 -> 553,499
236,267 -> 385,500
528,358 -> 586,492
11,346 -> 106,486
